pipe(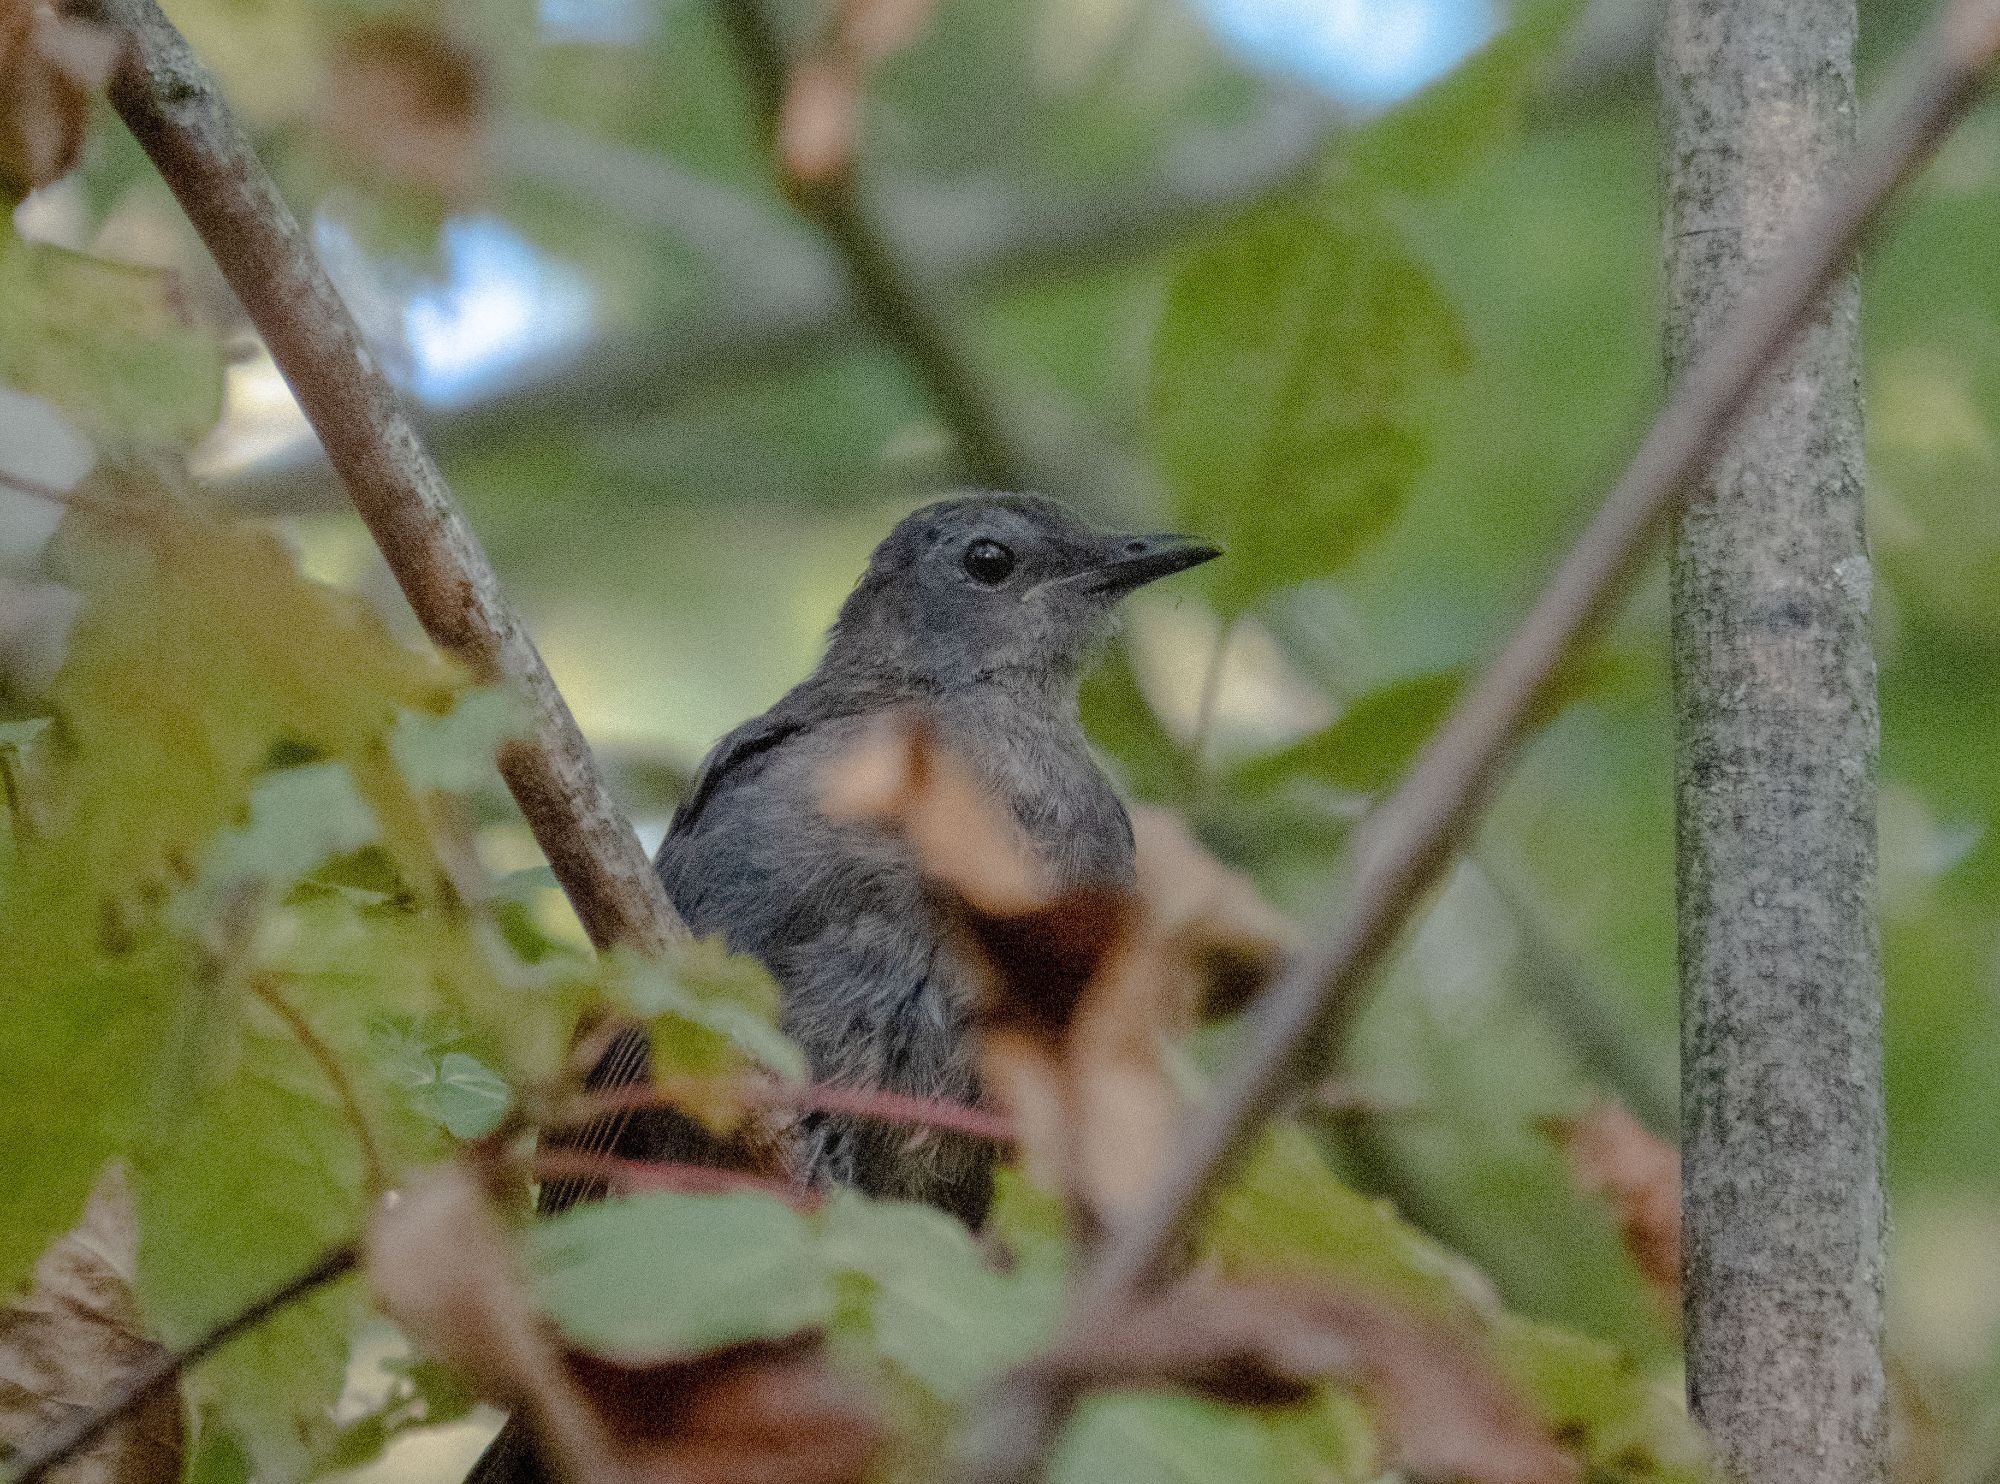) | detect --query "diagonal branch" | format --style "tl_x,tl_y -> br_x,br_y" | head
710,0 -> 1035,489
964,0 -> 2000,1474
62,0 -> 685,958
